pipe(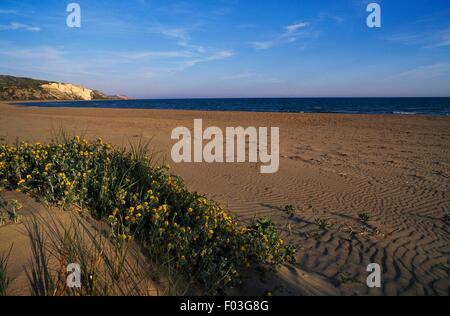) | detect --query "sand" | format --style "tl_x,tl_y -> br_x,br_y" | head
0,101 -> 449,295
